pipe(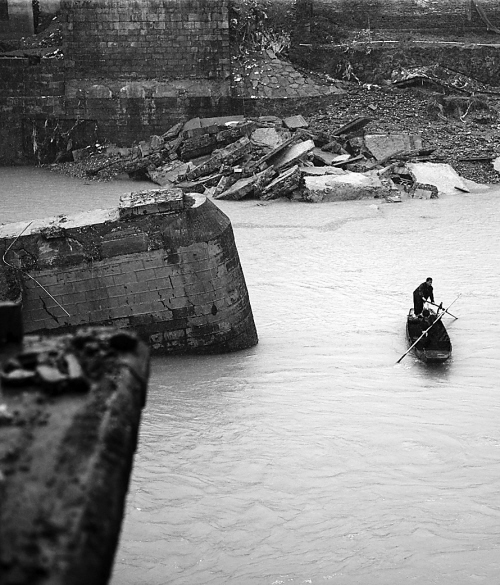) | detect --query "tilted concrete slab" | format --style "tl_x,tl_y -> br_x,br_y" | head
406,162 -> 470,194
